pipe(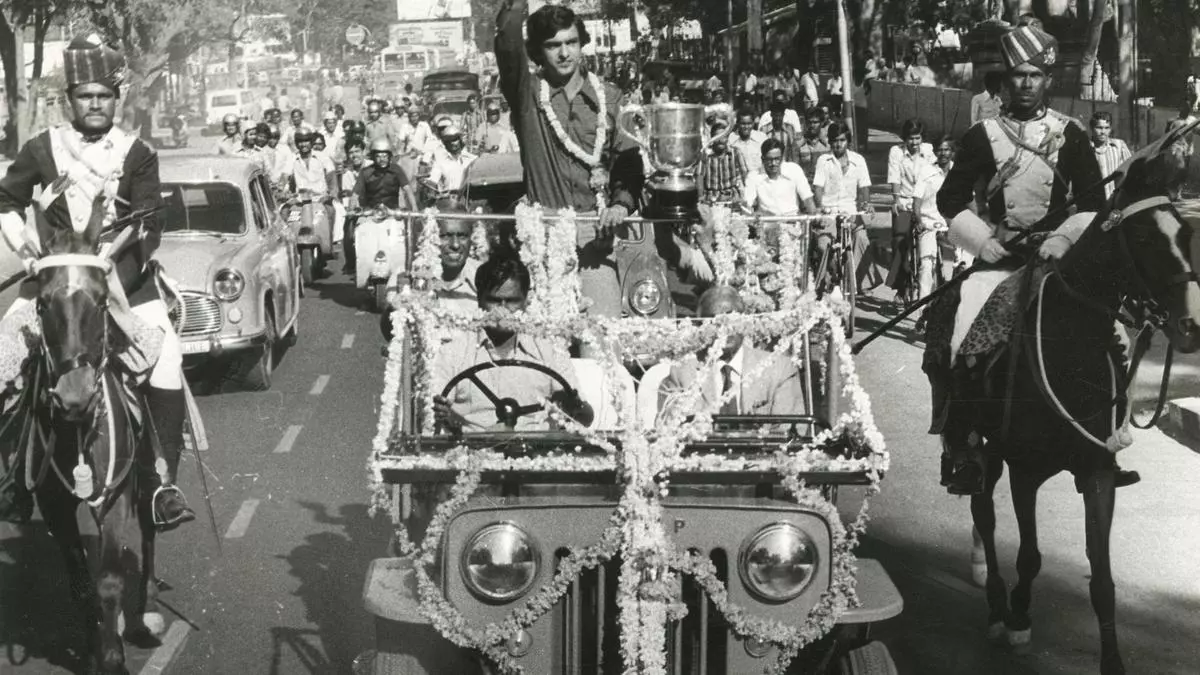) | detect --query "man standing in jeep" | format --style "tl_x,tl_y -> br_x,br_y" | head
495,0 -> 643,317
